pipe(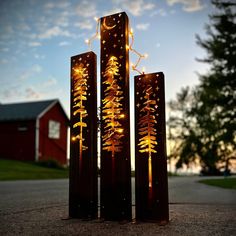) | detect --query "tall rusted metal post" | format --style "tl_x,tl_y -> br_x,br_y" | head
135,72 -> 169,223
69,51 -> 98,219
100,12 -> 131,221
